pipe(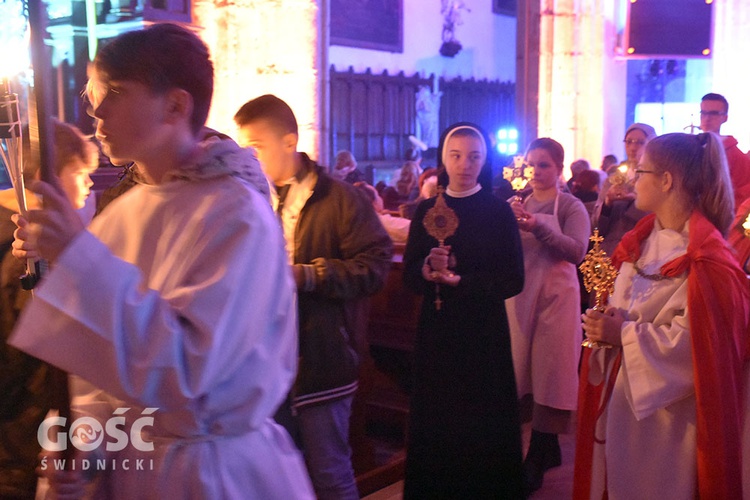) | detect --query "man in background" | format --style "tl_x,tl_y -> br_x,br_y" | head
700,92 -> 750,210
235,94 -> 392,500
